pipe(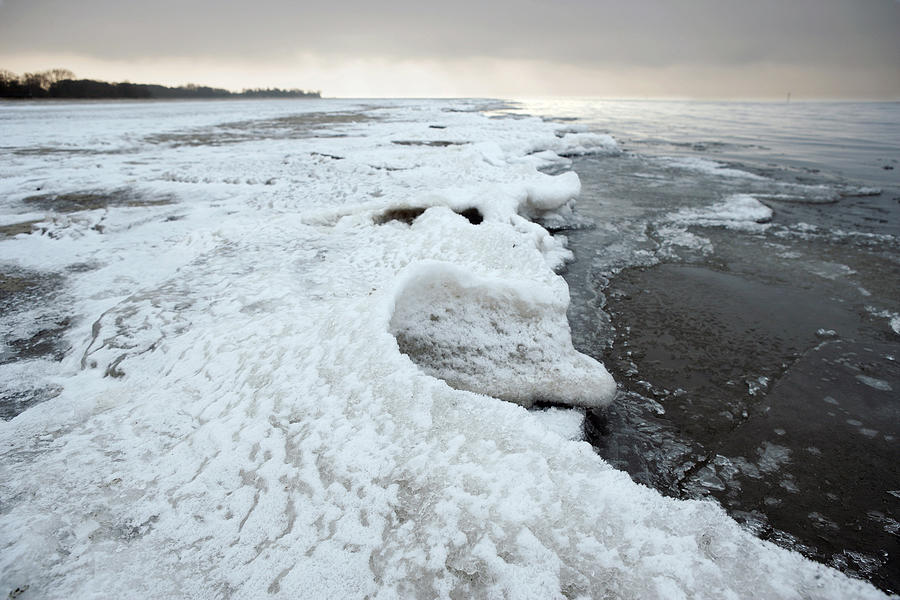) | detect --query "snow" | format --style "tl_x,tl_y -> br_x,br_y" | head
0,99 -> 887,599
389,260 -> 615,408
